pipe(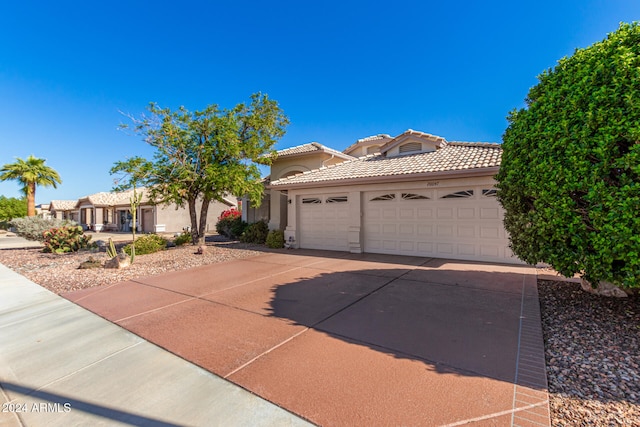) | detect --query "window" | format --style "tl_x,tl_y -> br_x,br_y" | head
326,196 -> 348,203
482,189 -> 497,197
441,190 -> 474,199
399,142 -> 422,153
370,194 -> 396,201
301,197 -> 322,204
402,193 -> 430,200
